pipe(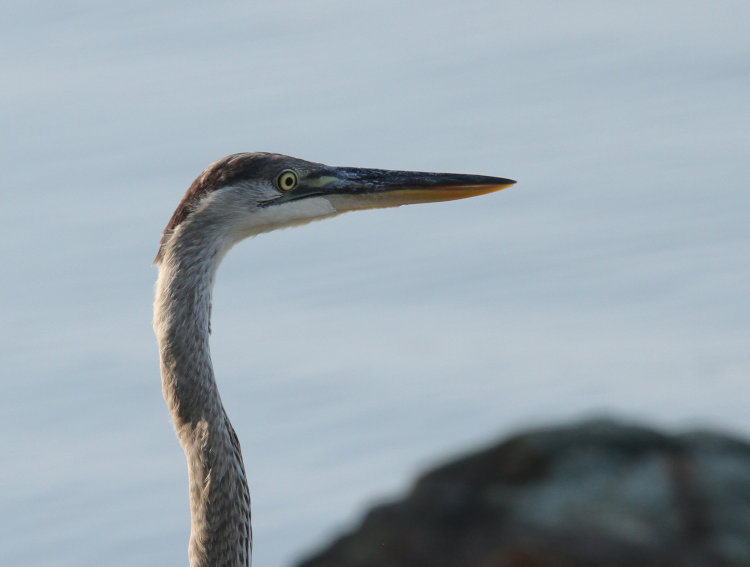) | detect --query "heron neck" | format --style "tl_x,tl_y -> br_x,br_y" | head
154,241 -> 252,567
